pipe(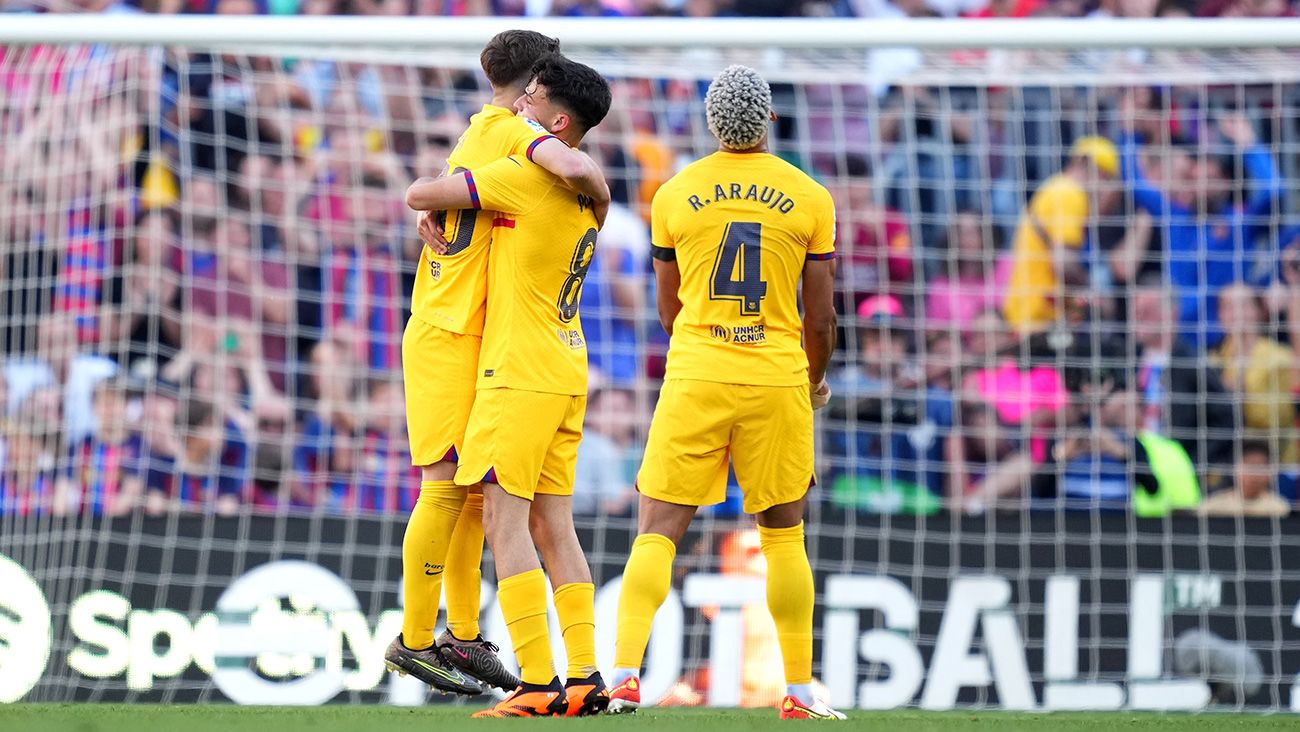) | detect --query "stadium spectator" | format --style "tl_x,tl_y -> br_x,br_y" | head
1117,103 -> 1284,347
825,295 -> 951,512
1213,283 -> 1298,466
0,386 -> 73,516
961,308 -> 1017,371
1003,135 -> 1118,334
917,329 -> 961,392
12,6 -> 1300,527
1197,0 -> 1292,16
829,295 -> 911,397
925,209 -> 1010,334
320,171 -> 407,374
1199,439 -> 1290,517
233,153 -> 304,254
295,378 -> 416,514
1045,386 -> 1200,514
136,380 -> 181,471
144,397 -> 248,515
1130,276 -> 1235,473
69,377 -> 146,515
188,215 -> 295,396
964,0 -> 1045,17
962,340 -> 1069,430
5,312 -> 117,445
292,337 -> 365,510
1278,239 -> 1300,372
0,185 -> 58,356
551,0 -> 627,14
99,210 -> 184,378
573,386 -> 640,515
583,203 -> 649,385
159,312 -> 289,437
878,85 -> 977,247
945,394 -> 1028,512
353,379 -> 419,513
832,158 -> 913,312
